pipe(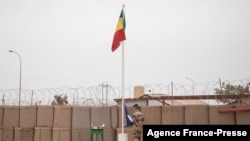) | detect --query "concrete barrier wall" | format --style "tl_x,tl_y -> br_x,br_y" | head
162,106 -> 184,124
3,106 -> 19,127
71,128 -> 89,141
235,105 -> 250,125
141,106 -> 162,125
91,107 -> 111,128
0,104 -> 249,141
14,127 -> 34,141
110,106 -> 118,129
208,105 -> 235,125
184,105 -> 209,124
20,106 -> 37,128
34,127 -> 52,141
37,106 -> 54,127
72,106 -> 90,129
53,106 -> 71,128
2,127 -> 13,141
52,128 -> 70,141
0,107 -> 3,127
